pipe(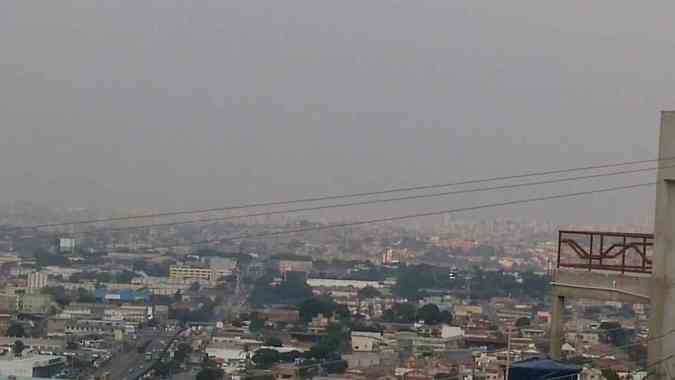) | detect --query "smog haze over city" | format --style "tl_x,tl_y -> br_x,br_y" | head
0,3 -> 674,380
2,1 -> 674,225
